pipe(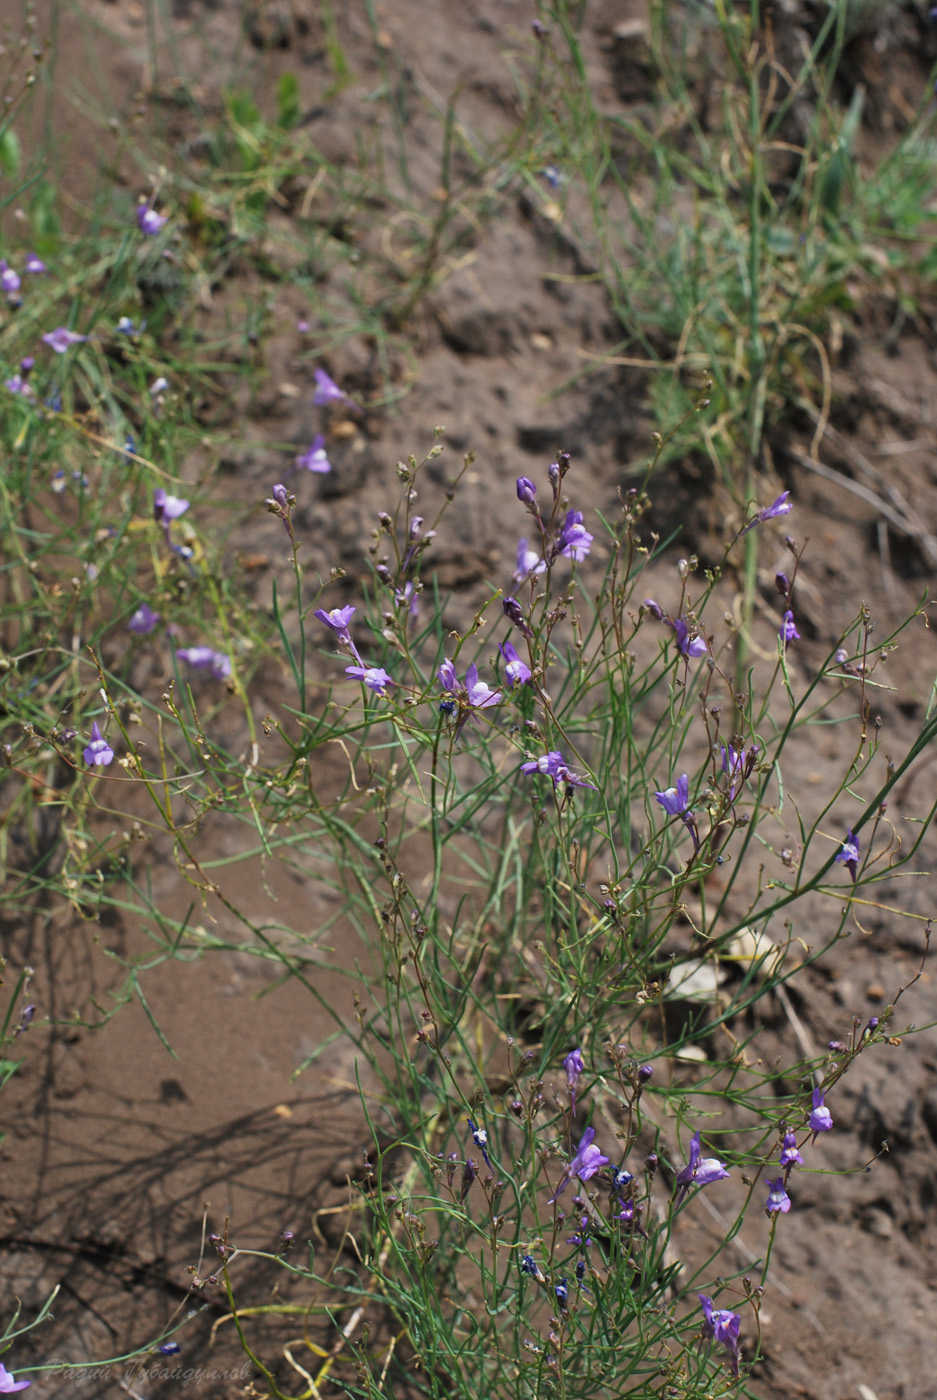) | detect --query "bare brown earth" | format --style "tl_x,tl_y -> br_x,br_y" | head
3,2 -> 937,1398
